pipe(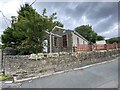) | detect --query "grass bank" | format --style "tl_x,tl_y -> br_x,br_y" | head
0,74 -> 12,81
